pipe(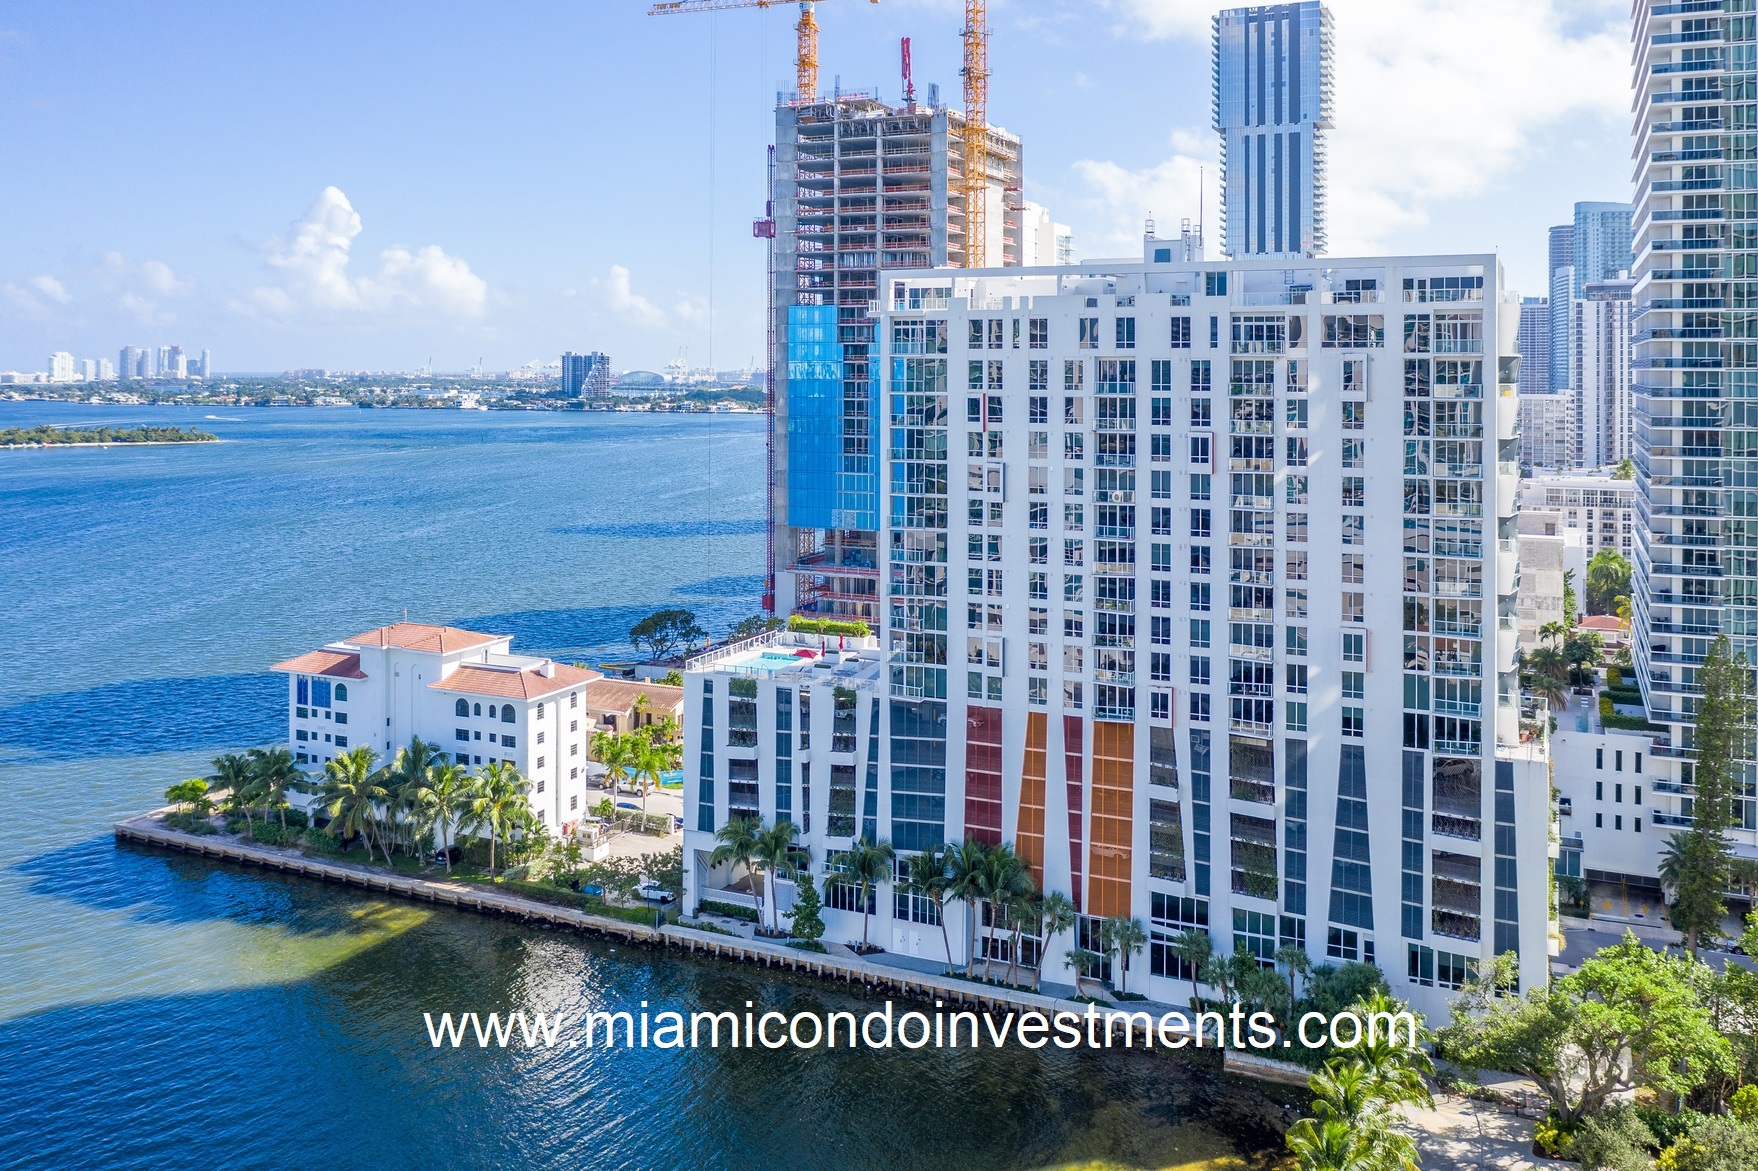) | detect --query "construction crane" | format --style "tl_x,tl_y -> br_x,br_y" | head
648,0 -> 878,106
960,0 -> 988,267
